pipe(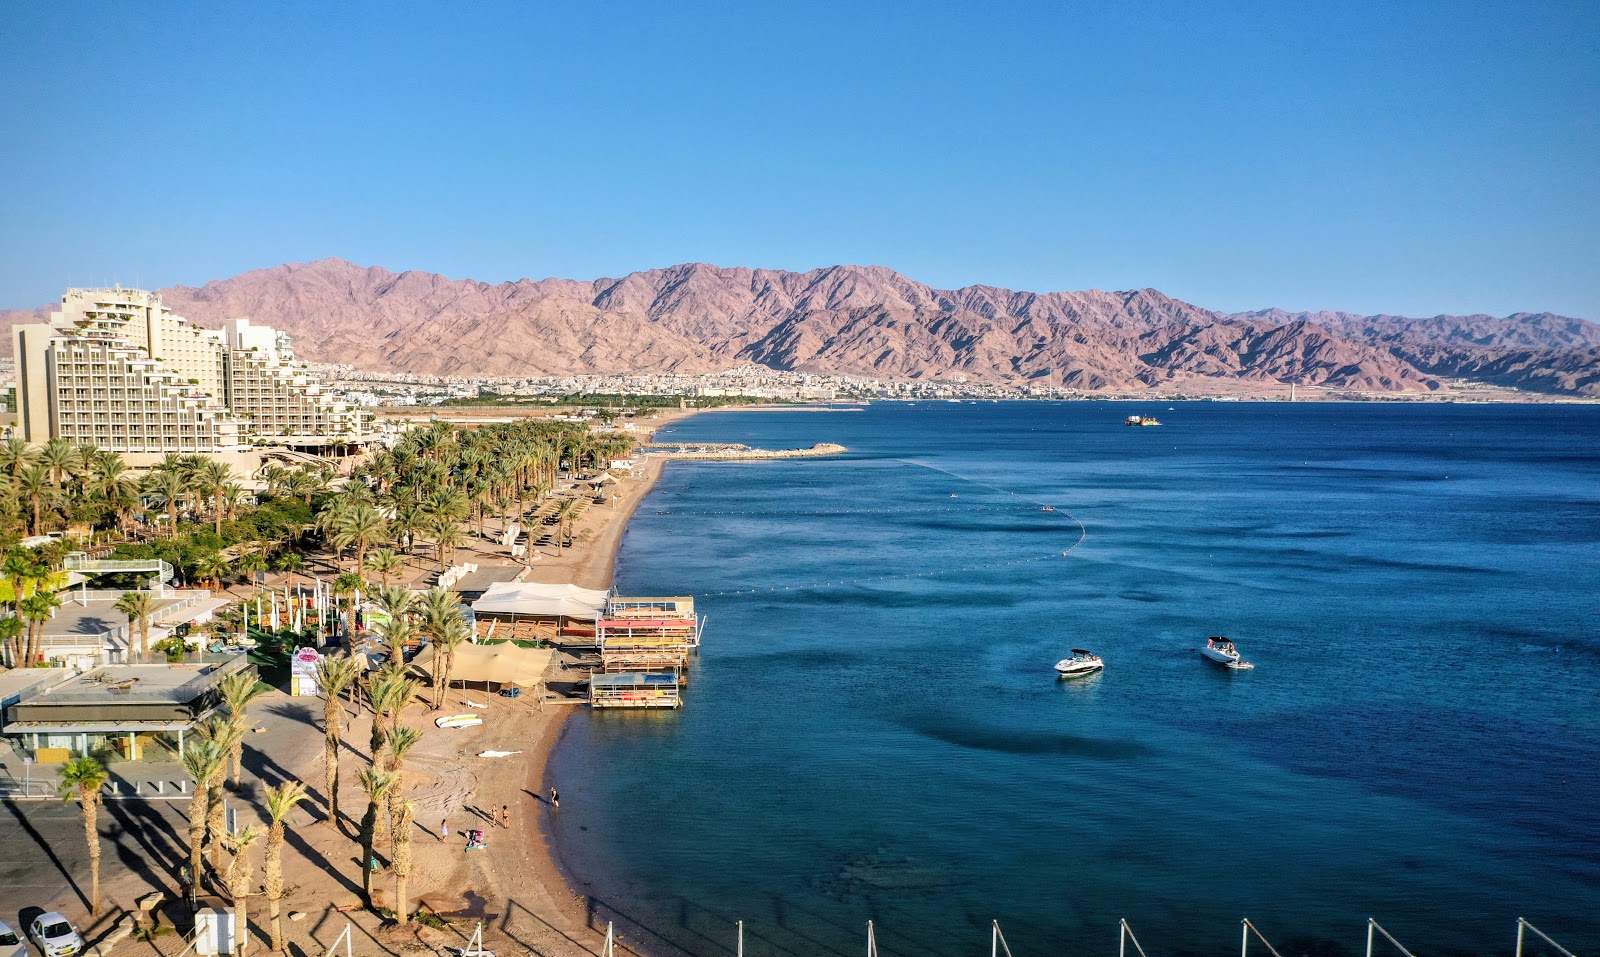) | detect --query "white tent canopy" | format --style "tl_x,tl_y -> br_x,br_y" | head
470,581 -> 610,619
